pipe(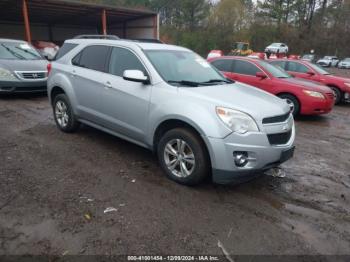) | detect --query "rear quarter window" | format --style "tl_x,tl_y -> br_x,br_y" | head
55,43 -> 78,60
